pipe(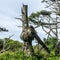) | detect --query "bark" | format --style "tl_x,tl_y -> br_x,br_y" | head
21,5 -> 34,56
